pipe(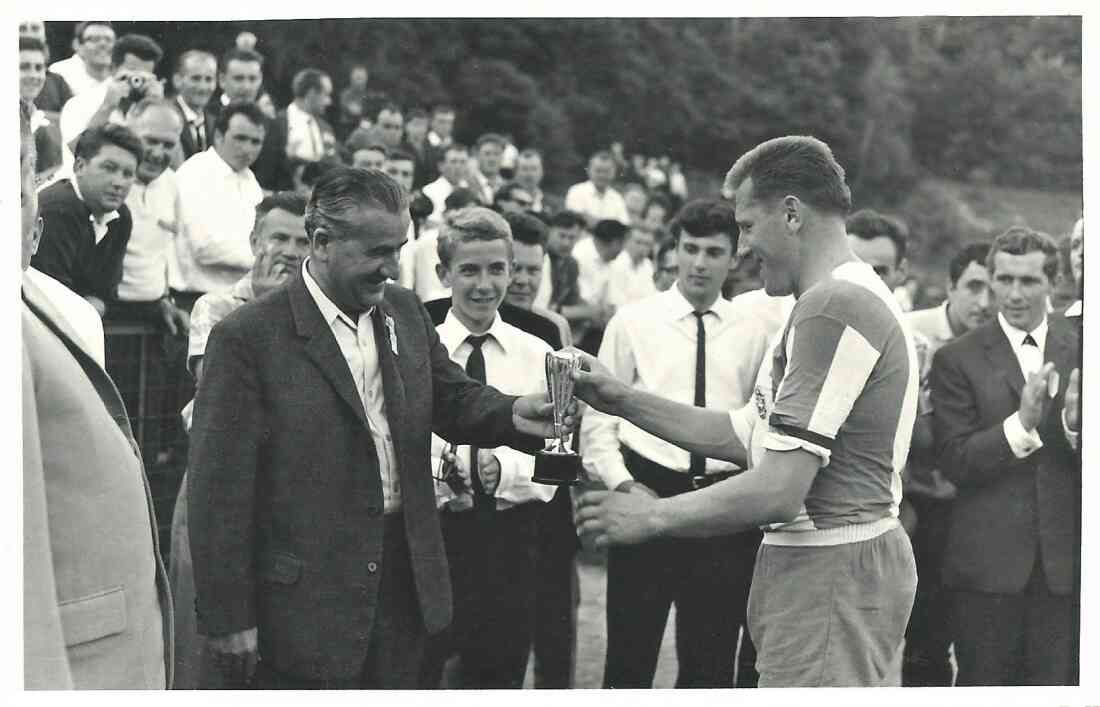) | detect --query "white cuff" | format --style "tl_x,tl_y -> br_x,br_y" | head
1062,408 -> 1080,452
1003,412 -> 1044,459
